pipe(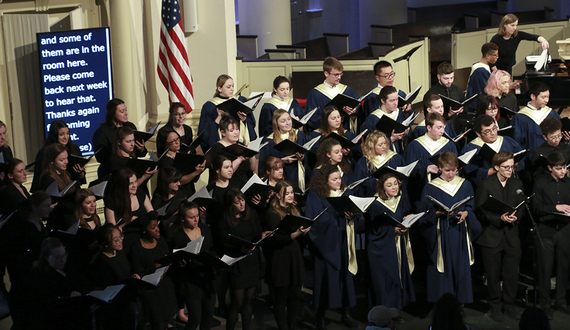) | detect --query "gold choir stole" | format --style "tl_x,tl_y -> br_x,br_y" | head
429,176 -> 475,273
